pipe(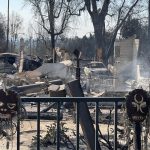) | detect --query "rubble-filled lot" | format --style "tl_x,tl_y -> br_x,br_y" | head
0,97 -> 150,150
0,103 -> 141,150
0,52 -> 150,150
